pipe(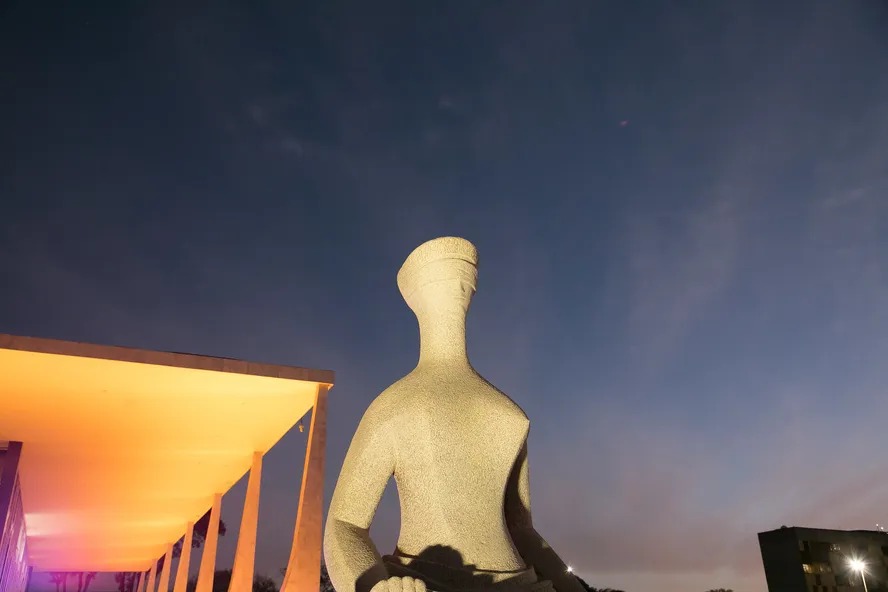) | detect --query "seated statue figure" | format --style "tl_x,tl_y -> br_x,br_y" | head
324,237 -> 584,592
